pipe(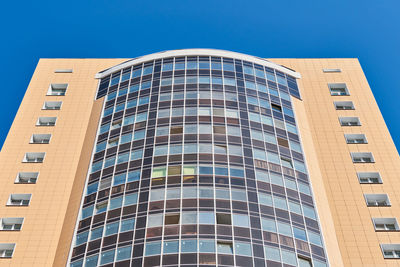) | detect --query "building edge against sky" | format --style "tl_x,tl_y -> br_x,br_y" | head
0,49 -> 398,266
